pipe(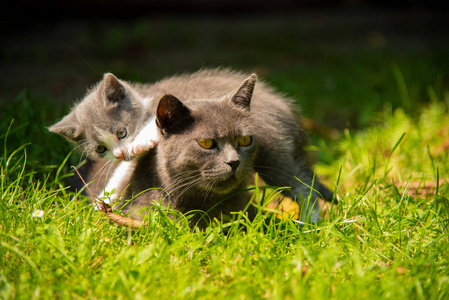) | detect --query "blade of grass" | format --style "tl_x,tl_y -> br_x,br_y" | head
383,132 -> 406,180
